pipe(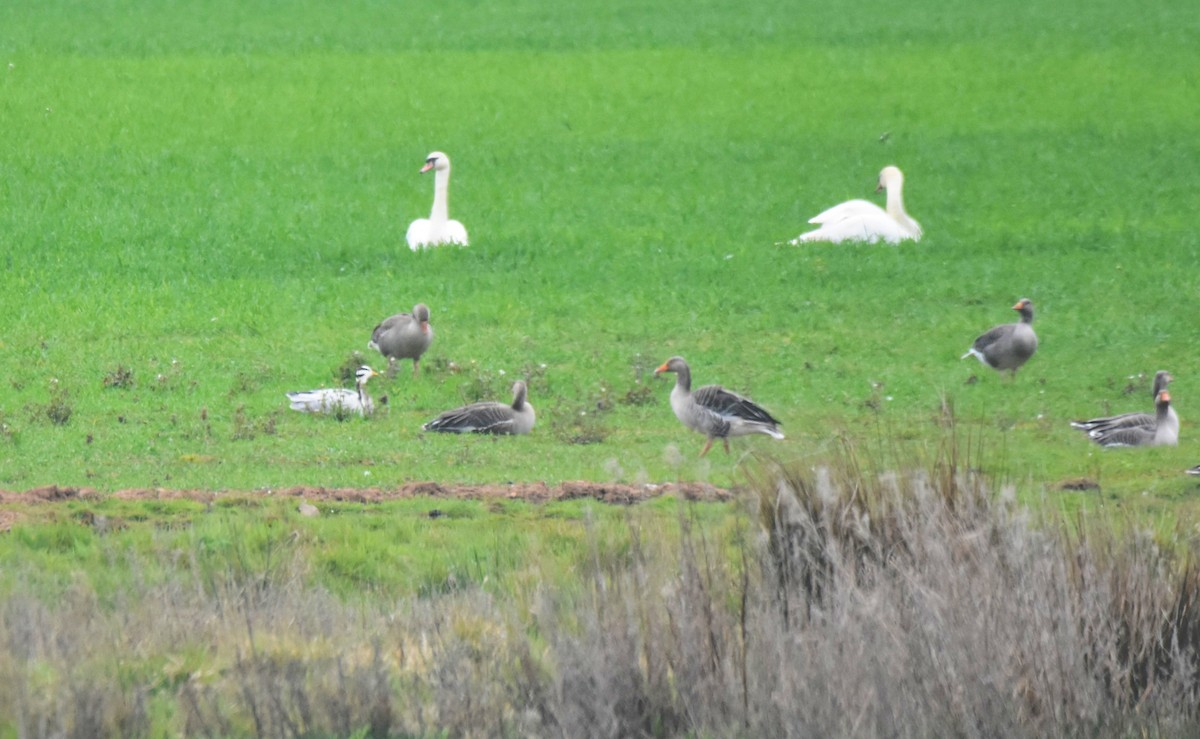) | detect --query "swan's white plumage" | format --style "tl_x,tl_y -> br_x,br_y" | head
789,166 -> 922,245
405,218 -> 468,250
406,151 -> 468,251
